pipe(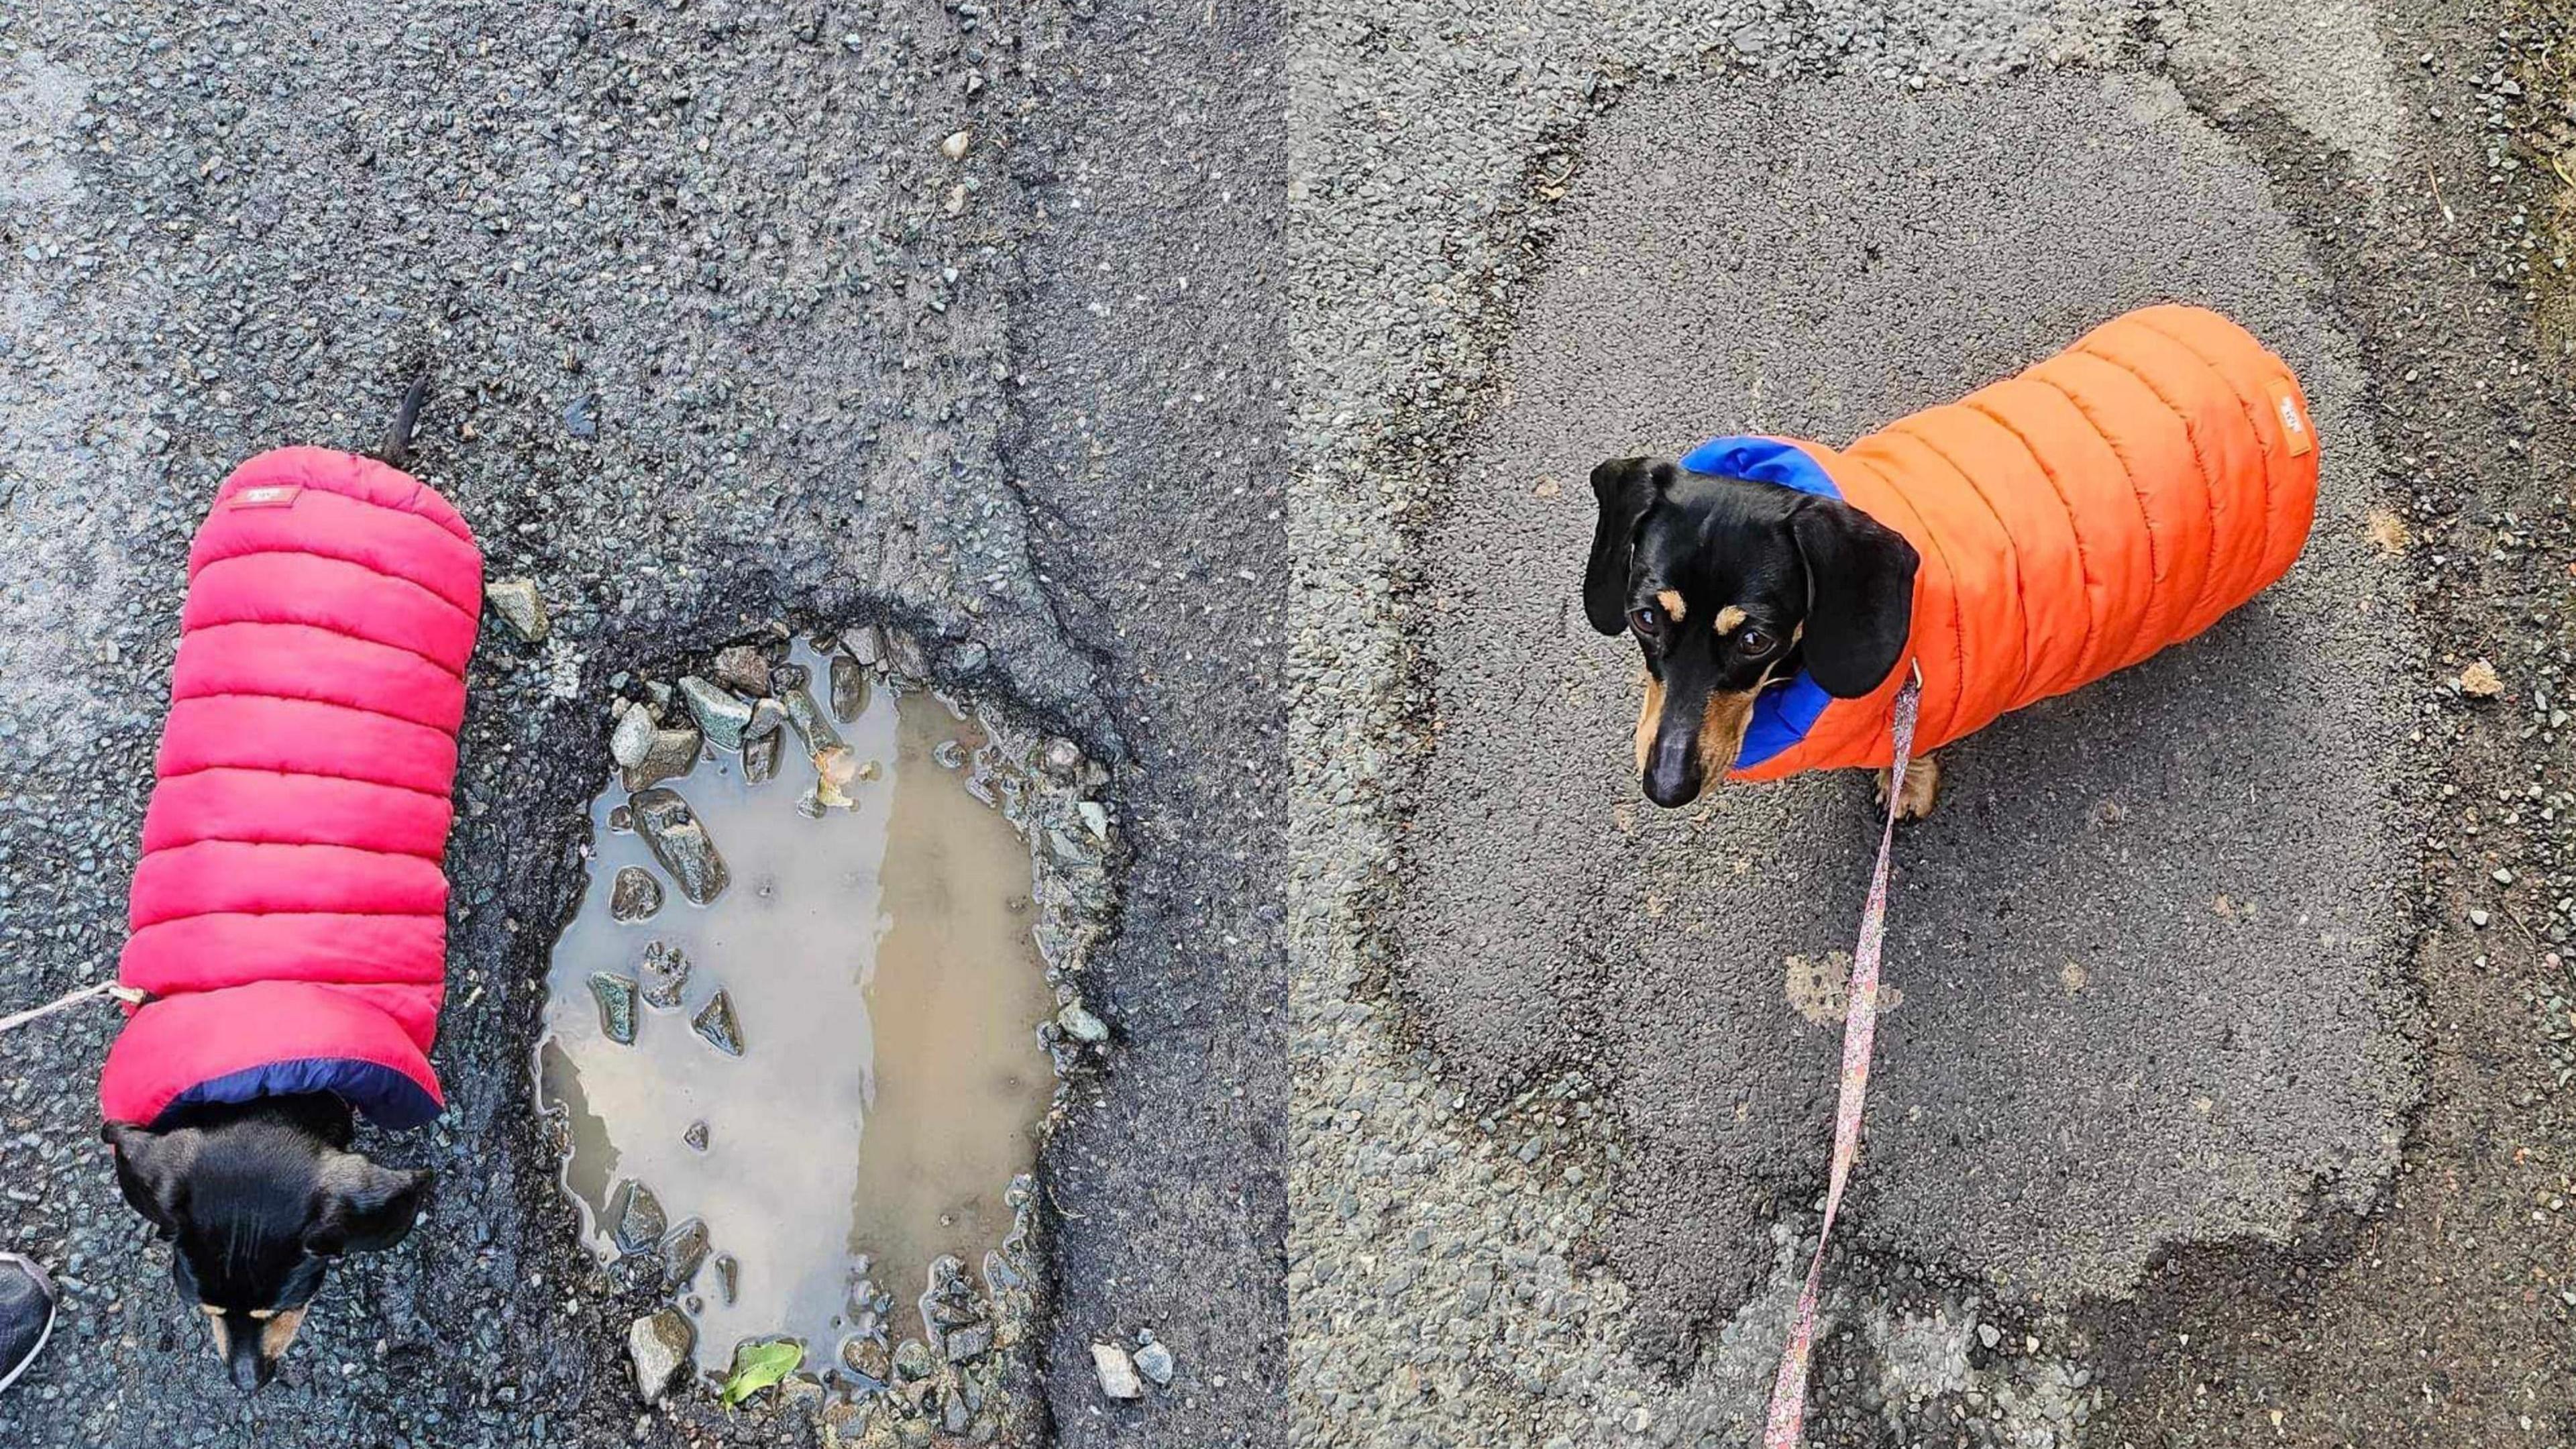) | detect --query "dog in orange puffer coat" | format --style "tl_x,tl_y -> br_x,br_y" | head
1583,305 -> 2318,815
